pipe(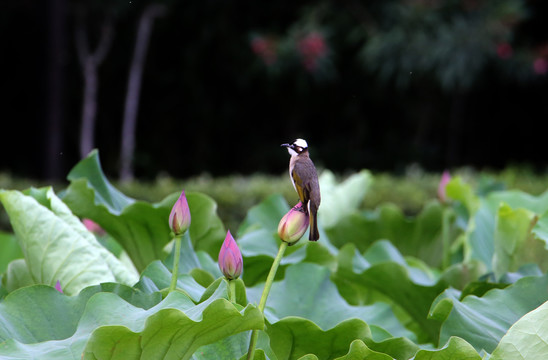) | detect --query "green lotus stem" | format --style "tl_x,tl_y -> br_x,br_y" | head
247,241 -> 289,360
169,234 -> 183,293
442,207 -> 452,269
229,279 -> 236,303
